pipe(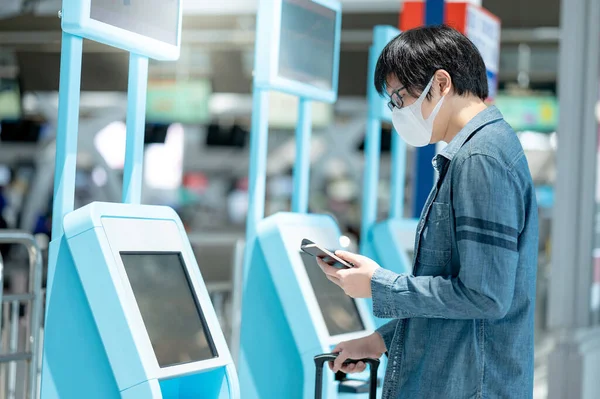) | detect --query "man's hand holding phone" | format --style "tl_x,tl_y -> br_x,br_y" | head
300,238 -> 381,298
300,239 -> 354,269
